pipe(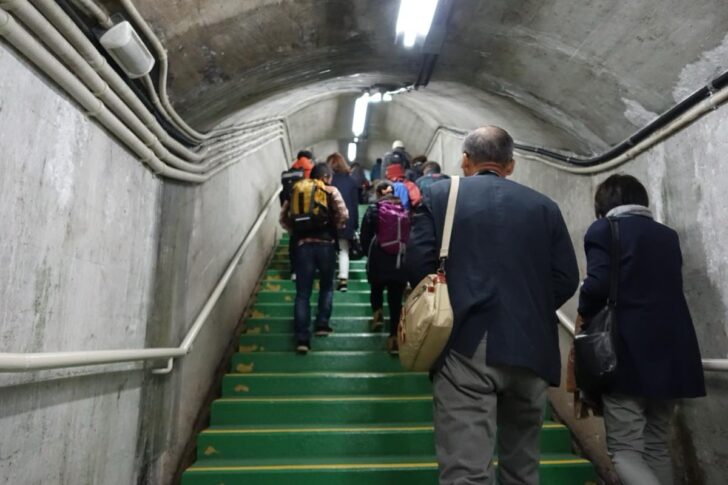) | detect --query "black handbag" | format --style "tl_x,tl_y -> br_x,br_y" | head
574,217 -> 620,398
349,233 -> 365,261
